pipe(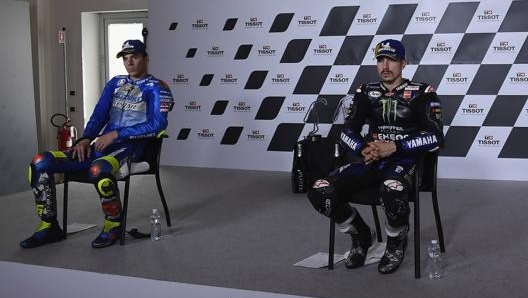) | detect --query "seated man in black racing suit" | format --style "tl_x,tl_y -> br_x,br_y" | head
21,39 -> 174,249
307,39 -> 444,274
